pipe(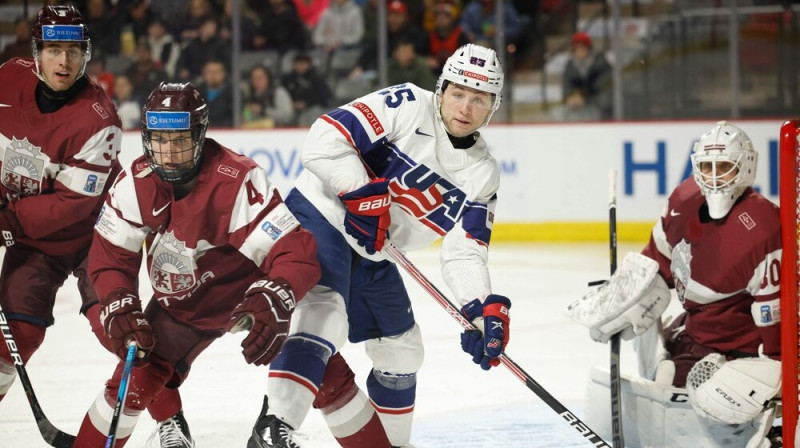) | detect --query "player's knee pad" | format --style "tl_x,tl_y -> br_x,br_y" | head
291,286 -> 348,350
365,323 -> 424,375
0,357 -> 17,395
0,320 -> 45,366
